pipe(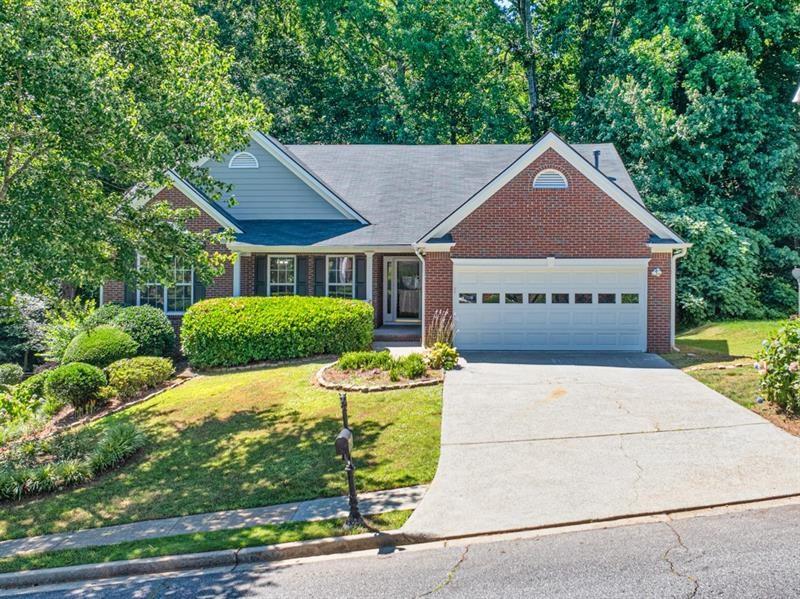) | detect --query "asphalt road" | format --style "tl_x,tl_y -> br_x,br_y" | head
13,502 -> 800,599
